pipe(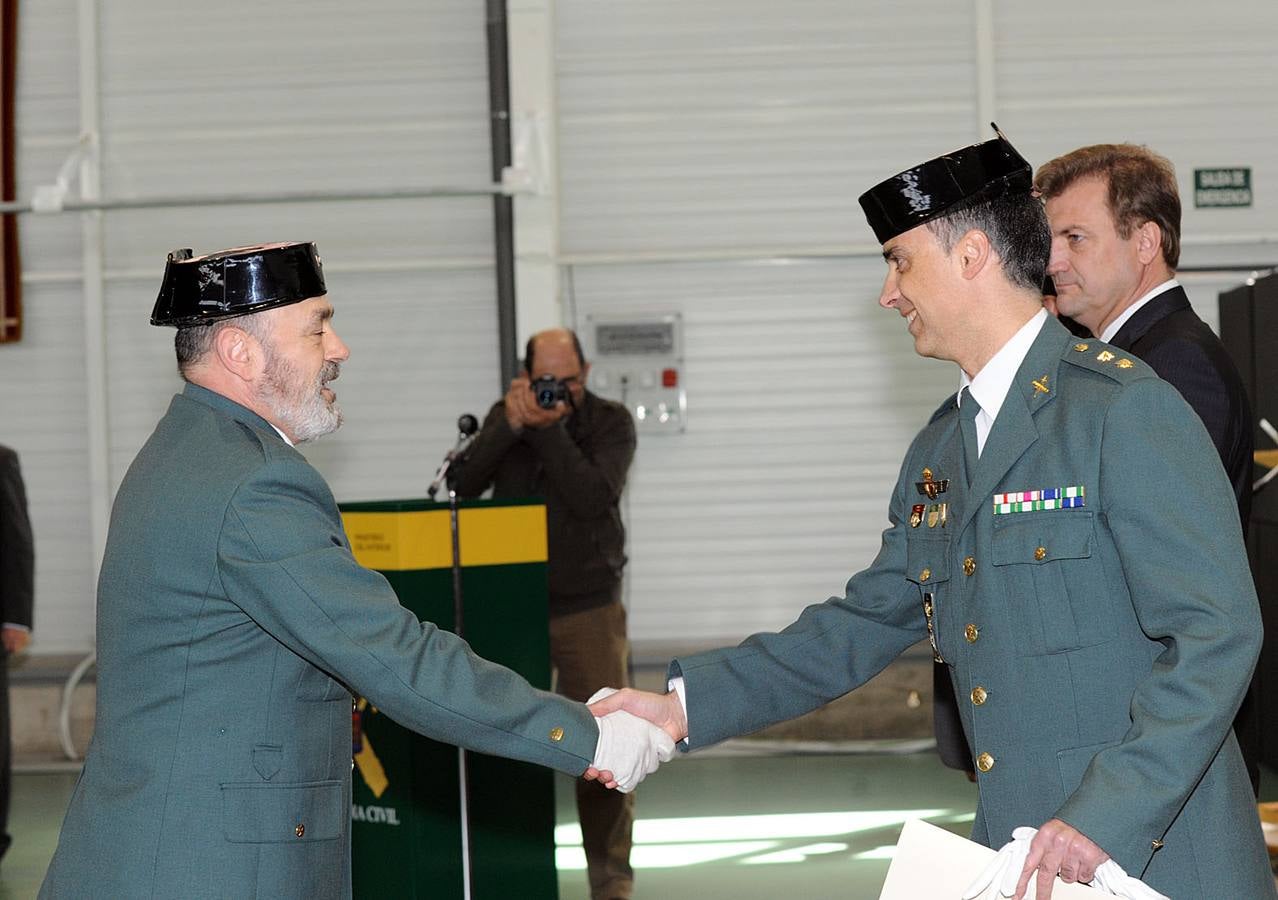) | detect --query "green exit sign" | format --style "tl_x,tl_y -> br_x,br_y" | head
1194,168 -> 1252,207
